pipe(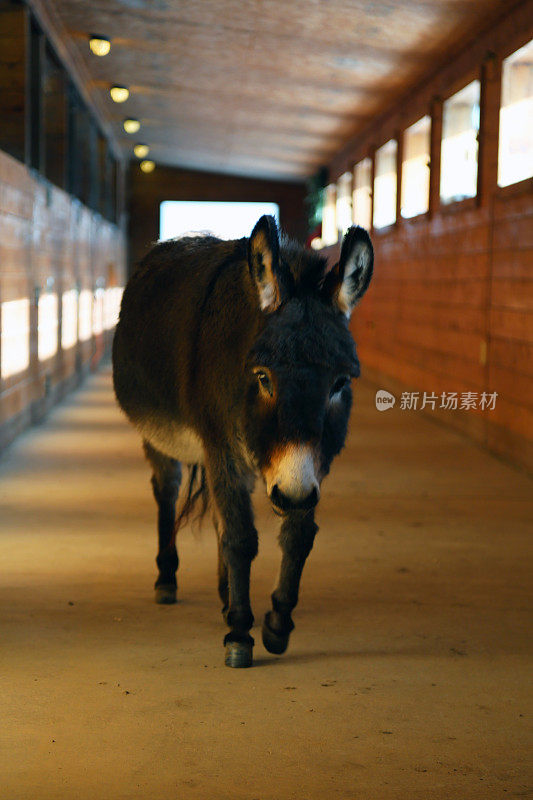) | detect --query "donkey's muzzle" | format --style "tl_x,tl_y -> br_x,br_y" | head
265,443 -> 320,513
270,484 -> 319,512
